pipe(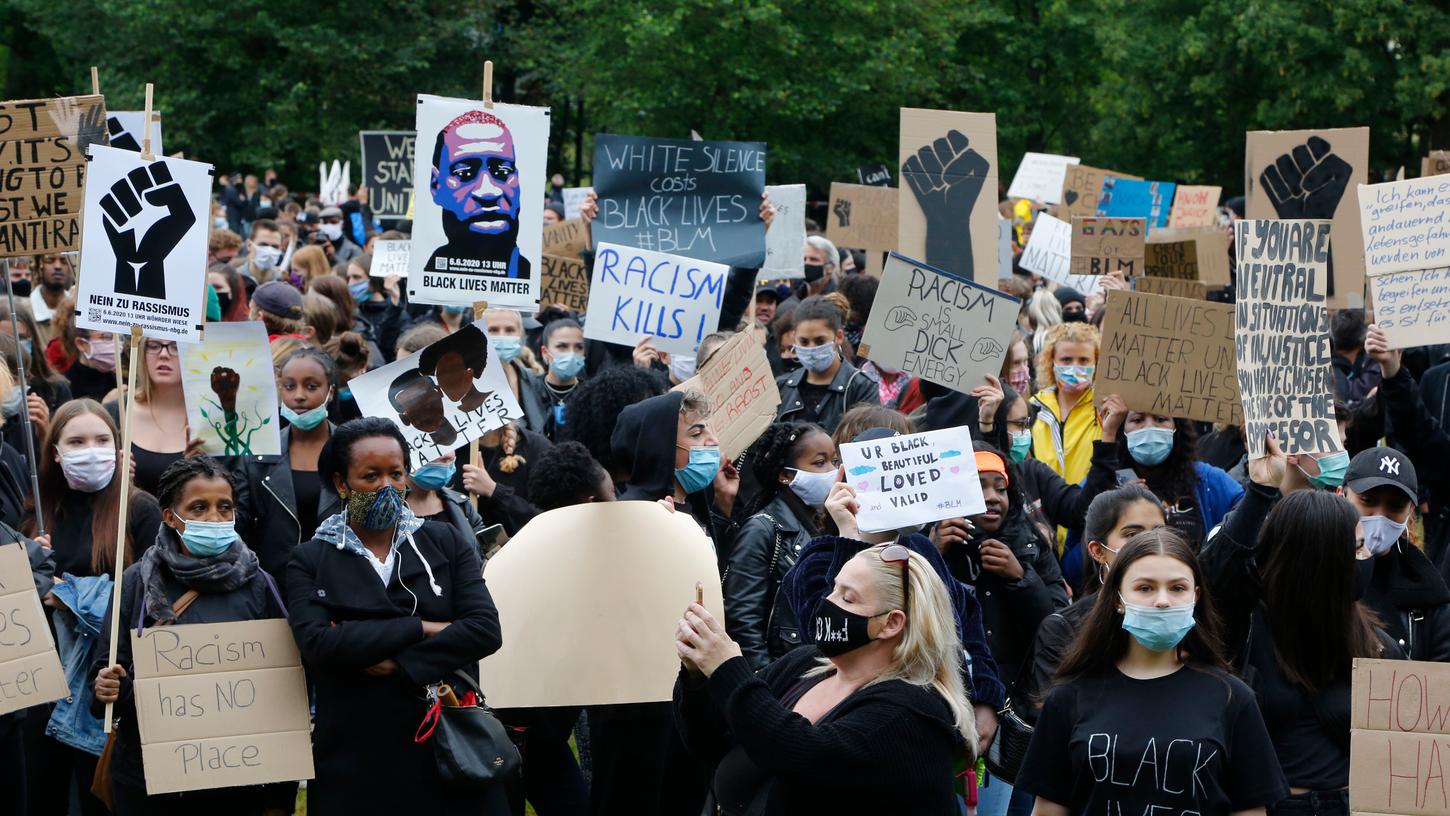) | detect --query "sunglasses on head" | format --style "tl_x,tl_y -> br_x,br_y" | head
880,542 -> 911,622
